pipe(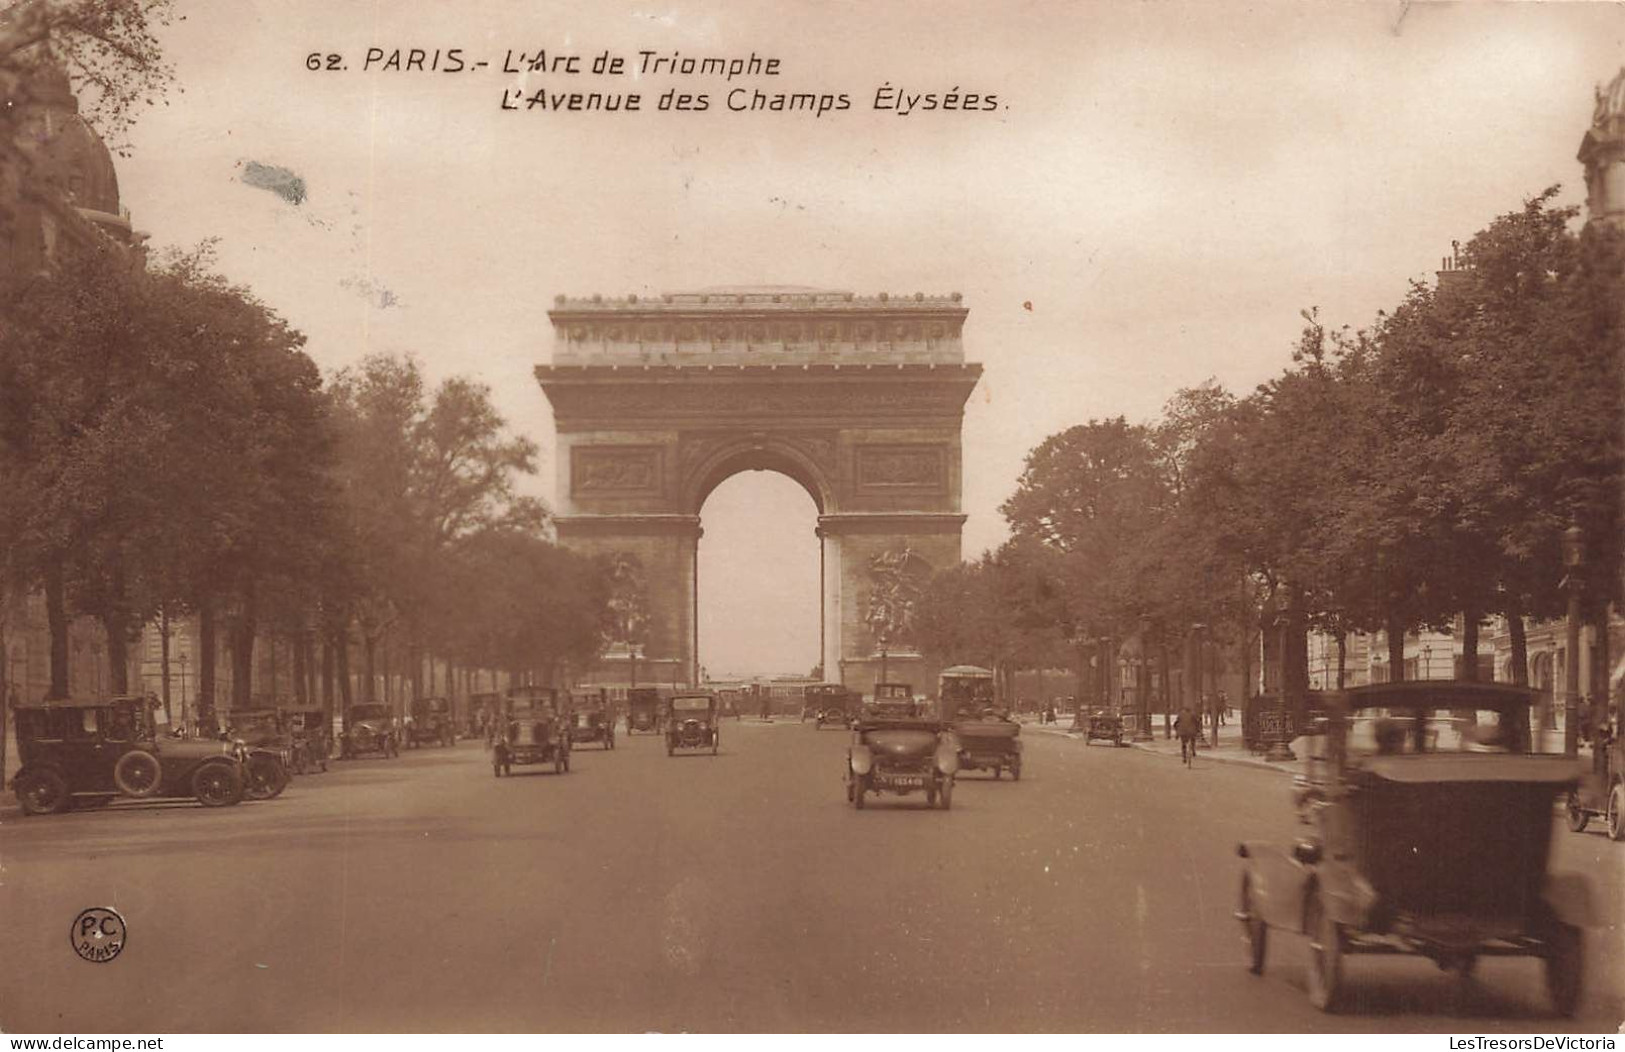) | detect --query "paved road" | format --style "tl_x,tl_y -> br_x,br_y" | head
1,721 -> 1619,1032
